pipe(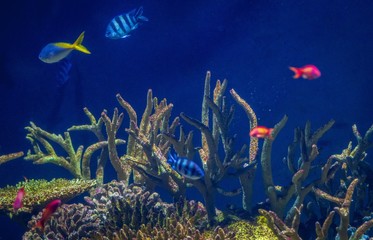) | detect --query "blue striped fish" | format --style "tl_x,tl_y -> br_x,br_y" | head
168,153 -> 204,180
105,6 -> 148,39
